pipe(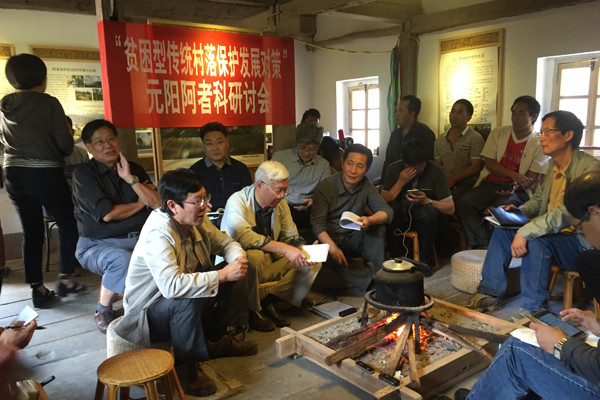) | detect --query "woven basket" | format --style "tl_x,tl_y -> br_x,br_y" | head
451,250 -> 487,294
106,316 -> 172,358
